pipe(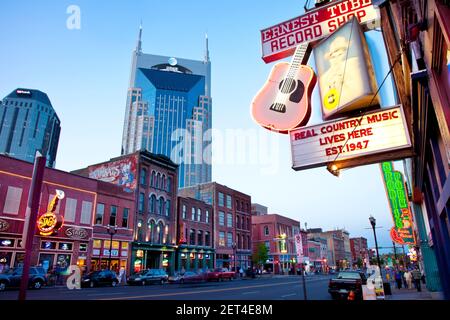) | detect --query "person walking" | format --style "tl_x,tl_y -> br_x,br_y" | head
118,266 -> 126,285
412,267 -> 422,292
394,269 -> 403,289
404,269 -> 413,289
